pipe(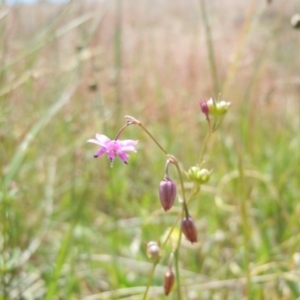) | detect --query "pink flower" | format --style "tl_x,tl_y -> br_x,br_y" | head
87,134 -> 138,165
